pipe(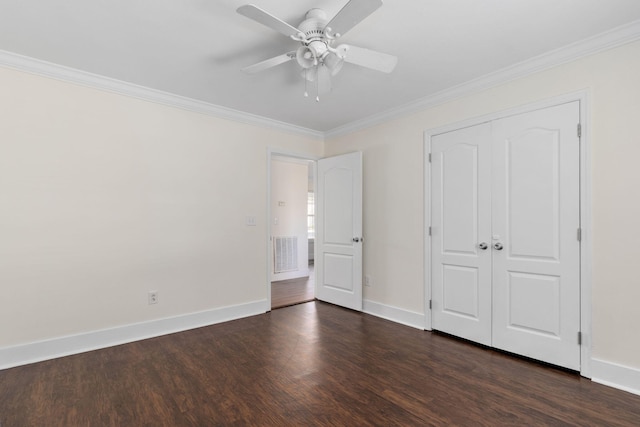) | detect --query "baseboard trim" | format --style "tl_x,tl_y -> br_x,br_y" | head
363,300 -> 425,330
0,299 -> 268,371
591,358 -> 640,396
